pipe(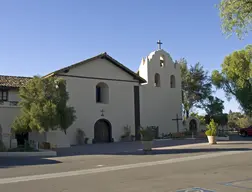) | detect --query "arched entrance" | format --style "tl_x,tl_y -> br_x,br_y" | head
94,119 -> 112,143
189,119 -> 197,133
